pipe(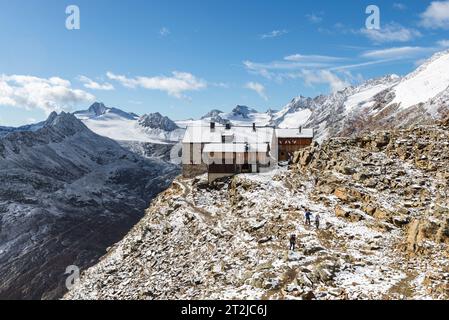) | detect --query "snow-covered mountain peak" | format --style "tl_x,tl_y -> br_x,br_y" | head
201,109 -> 224,120
74,102 -> 138,121
73,103 -> 185,144
359,74 -> 401,89
44,111 -> 59,125
231,105 -> 258,118
138,112 -> 179,132
389,50 -> 449,111
43,111 -> 90,137
88,102 -> 108,116
404,49 -> 449,82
